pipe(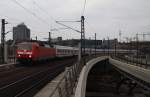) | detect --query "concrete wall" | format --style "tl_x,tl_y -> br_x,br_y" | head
74,56 -> 108,97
